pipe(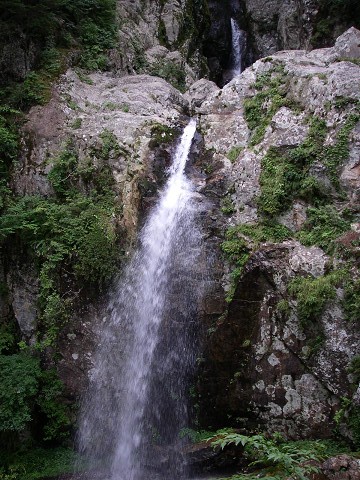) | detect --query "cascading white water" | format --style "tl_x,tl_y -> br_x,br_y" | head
230,17 -> 246,77
78,119 -> 205,480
